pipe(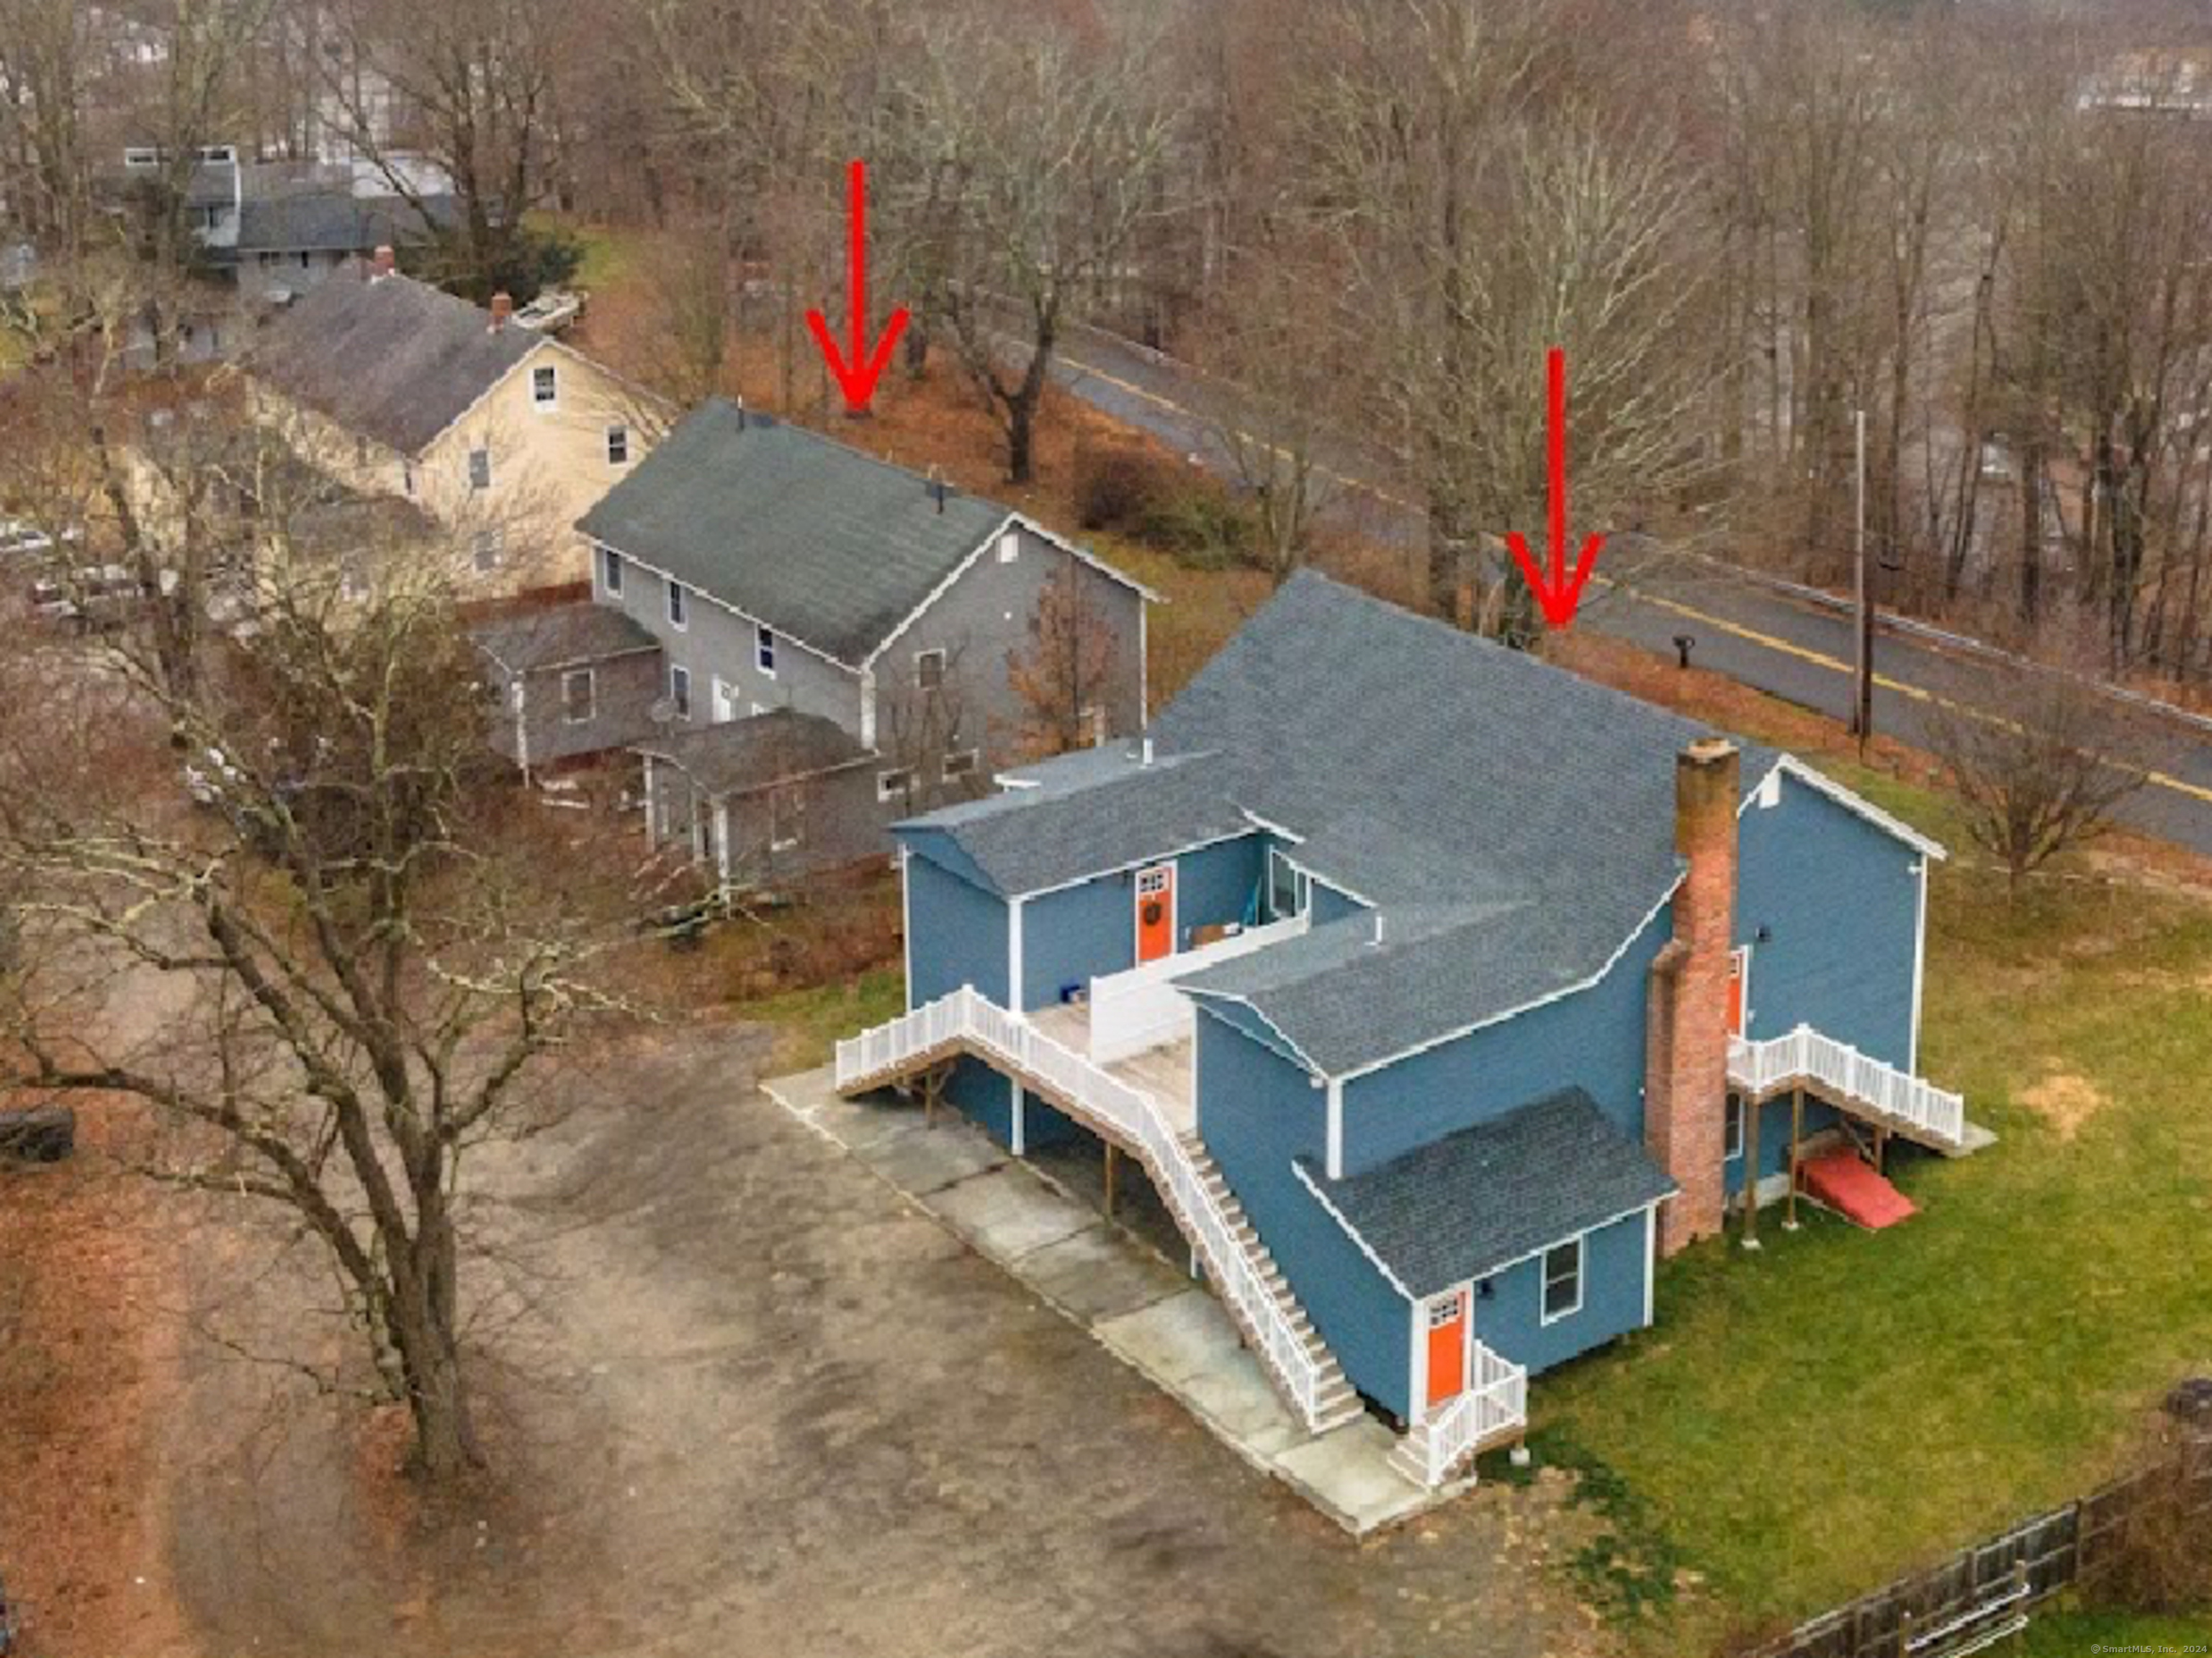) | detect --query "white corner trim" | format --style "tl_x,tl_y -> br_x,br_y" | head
1007,893 -> 1026,1012
899,843 -> 914,1012
1642,1204 -> 1657,1327
1910,854 -> 1929,1073
1325,1077 -> 1344,1181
